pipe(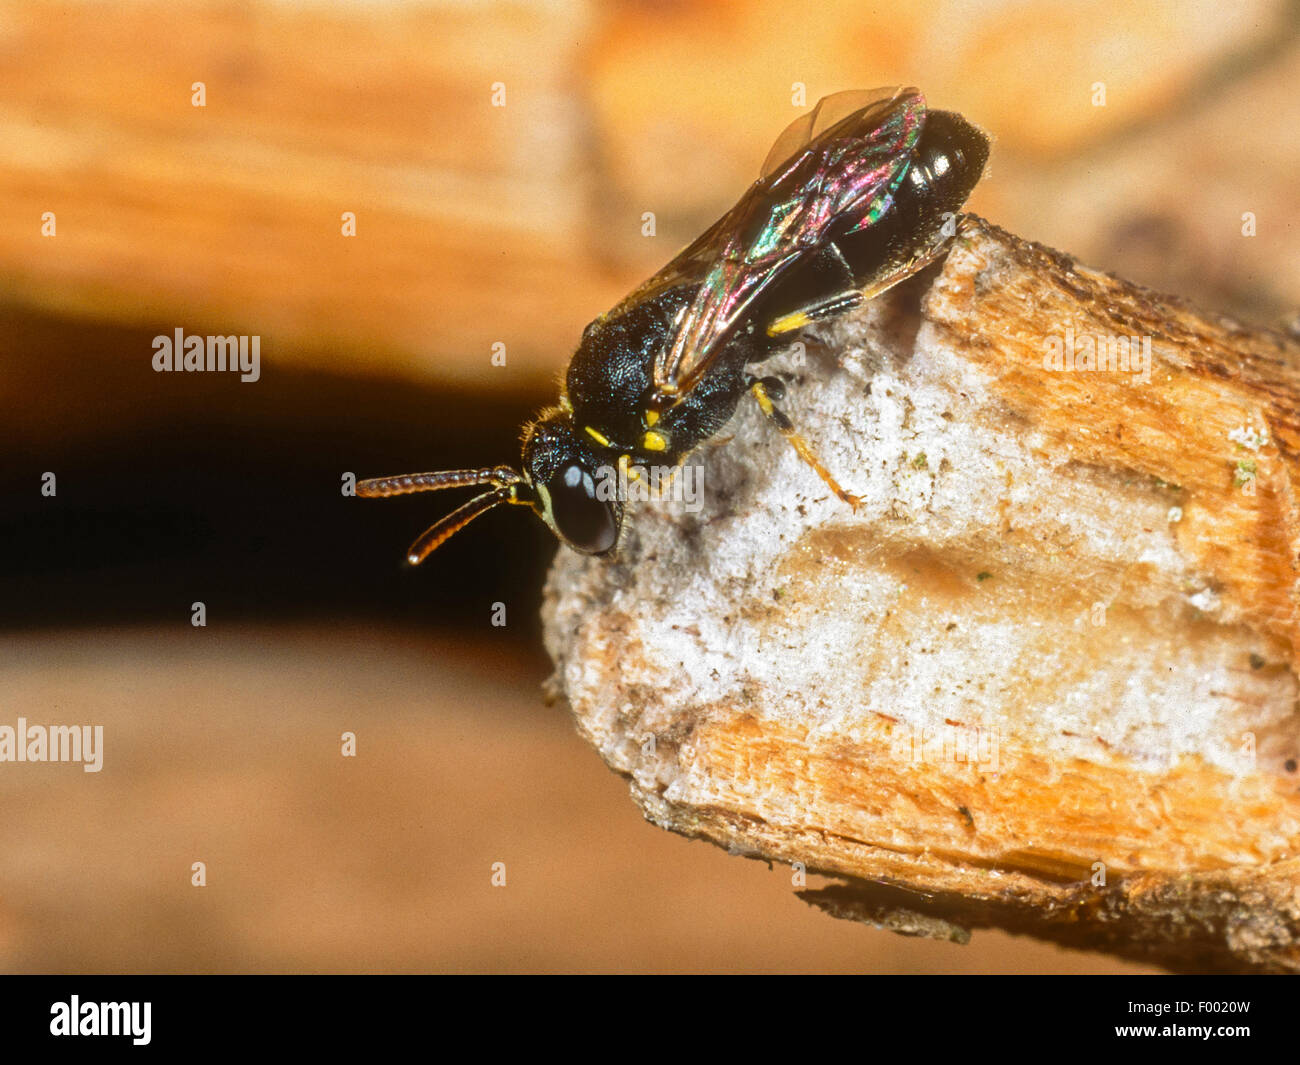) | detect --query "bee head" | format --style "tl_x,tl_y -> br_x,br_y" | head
355,409 -> 622,564
521,410 -> 623,556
